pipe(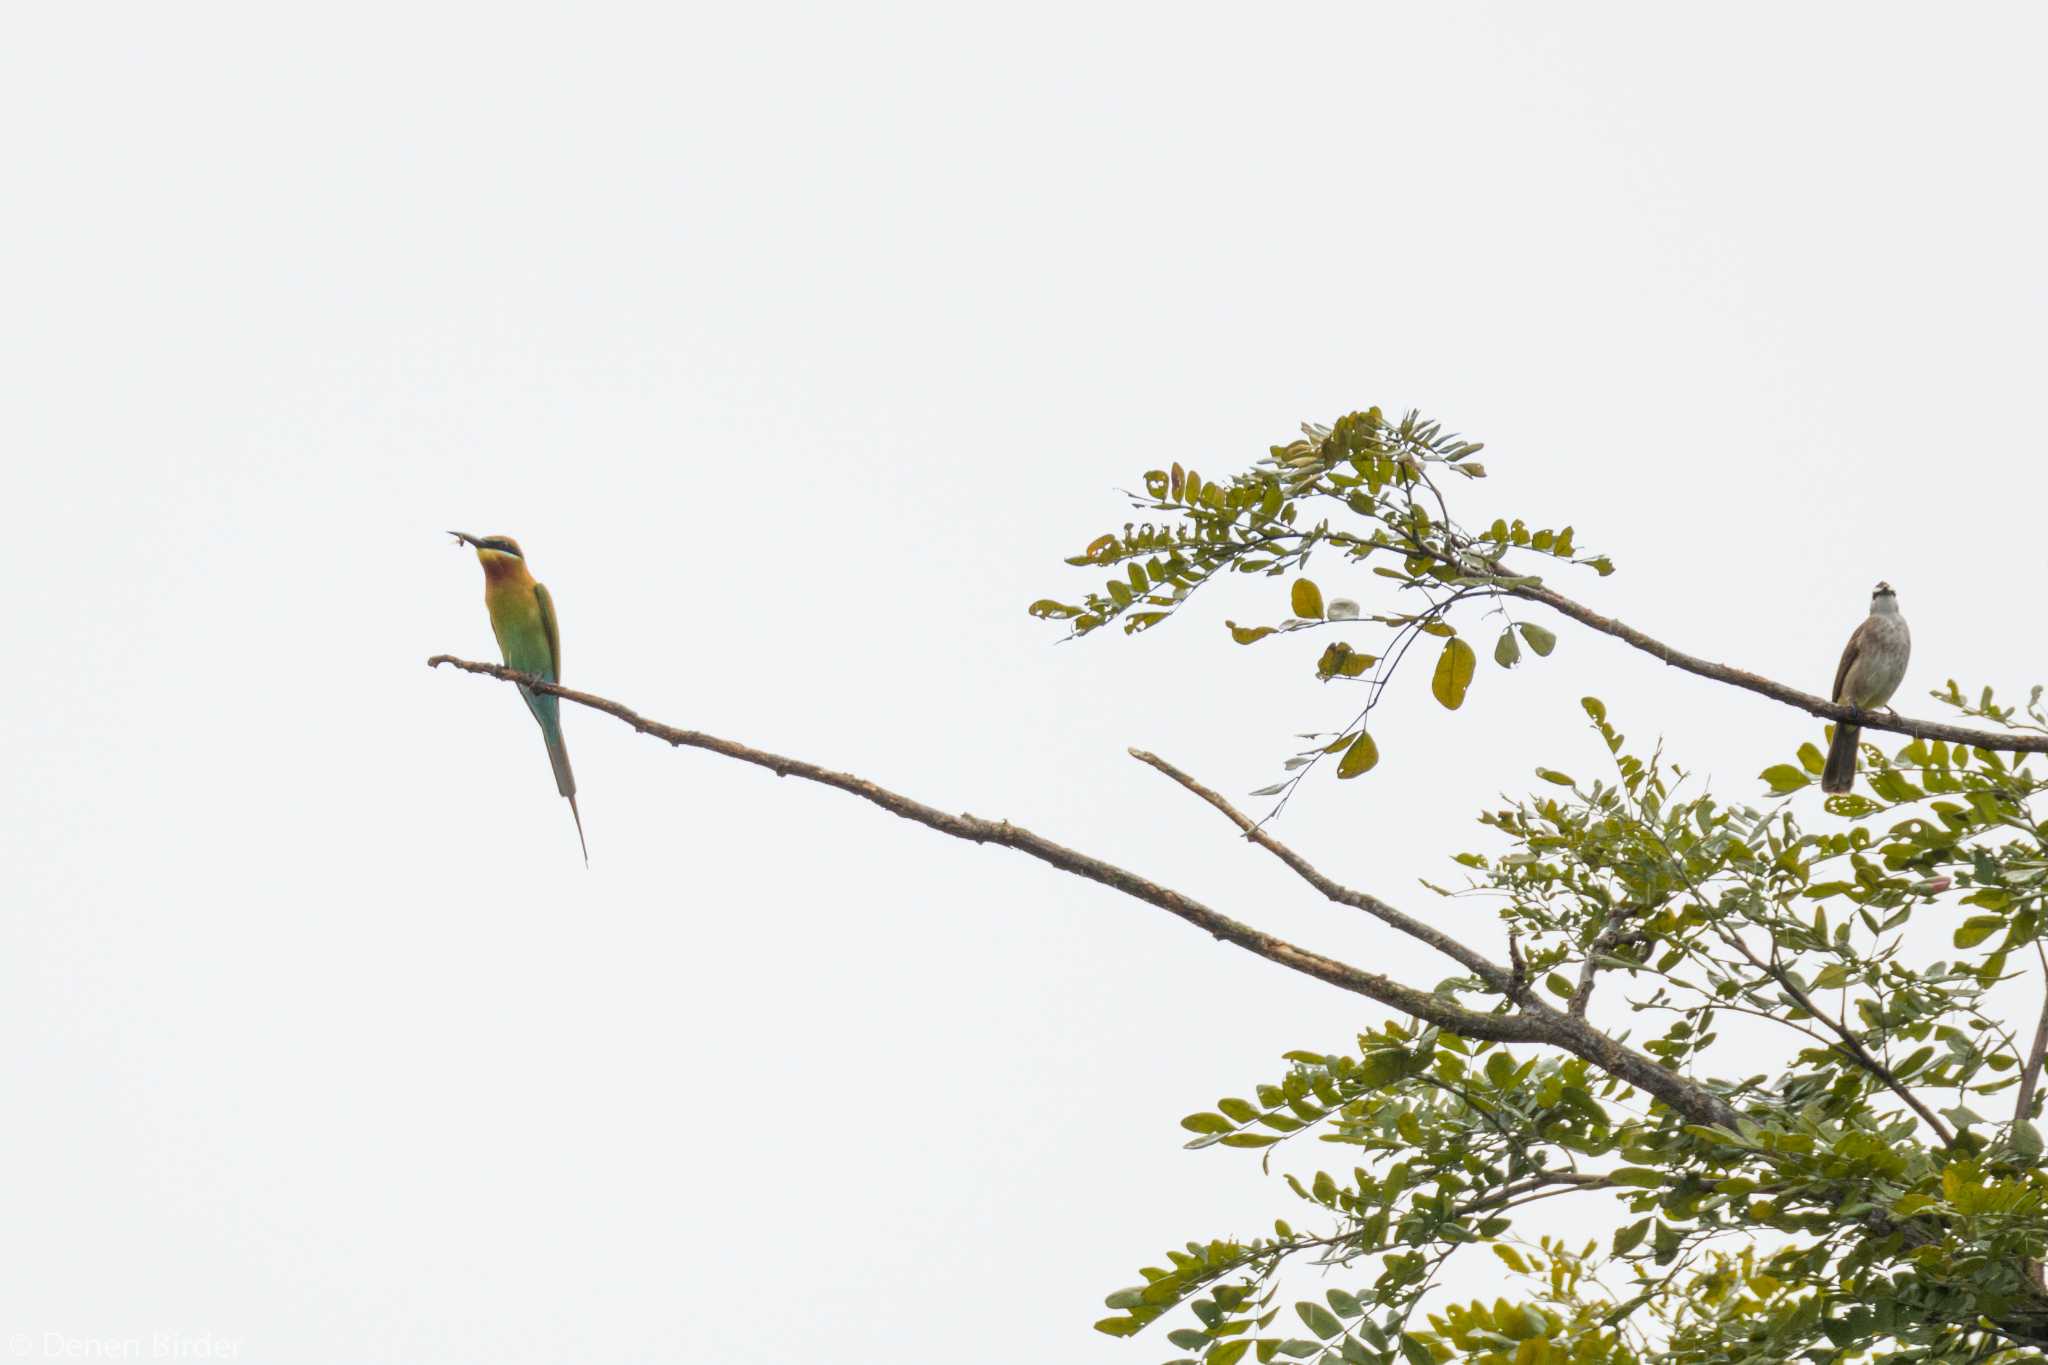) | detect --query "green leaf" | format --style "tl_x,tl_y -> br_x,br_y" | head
1227,622 -> 1276,646
2016,1120 -> 2044,1162
1326,1289 -> 1362,1318
1896,1045 -> 1935,1078
1399,1336 -> 1436,1365
1318,642 -> 1376,679
1516,622 -> 1556,657
1299,1303 -> 1344,1339
1336,732 -> 1381,779
1357,1048 -> 1415,1088
1609,1167 -> 1664,1188
1431,637 -> 1477,710
1954,915 -> 2004,949
1292,579 -> 1325,620
1612,1218 -> 1651,1255
1494,628 -> 1521,669
1208,1341 -> 1251,1365
1797,742 -> 1826,775
1094,1316 -> 1142,1338
1181,1112 -> 1234,1134
1761,764 -> 1811,794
